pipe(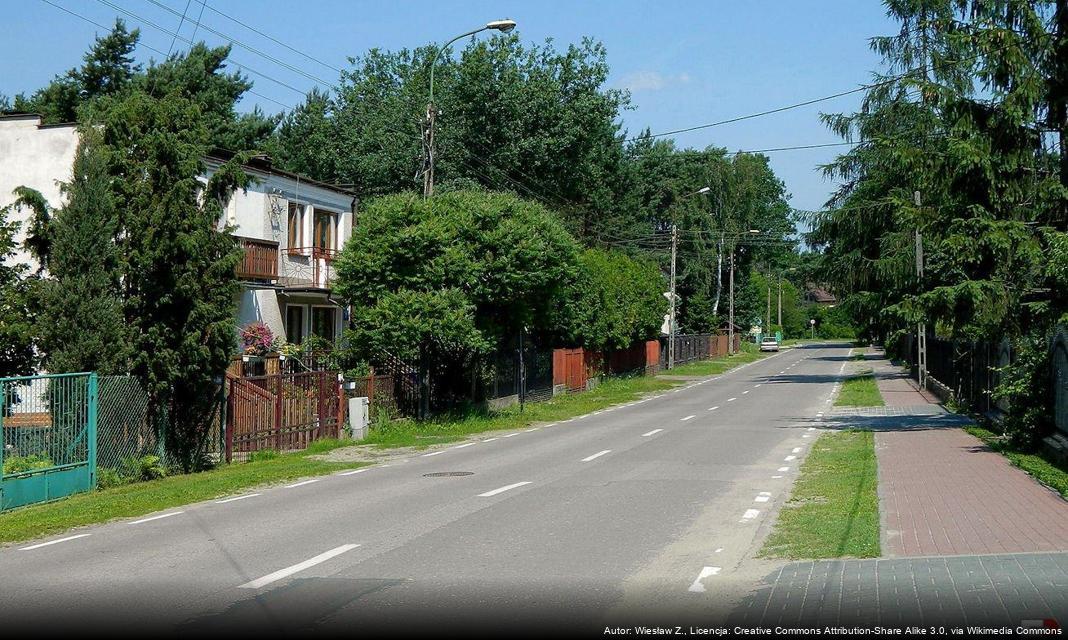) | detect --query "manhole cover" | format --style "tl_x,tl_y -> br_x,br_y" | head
423,471 -> 474,477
